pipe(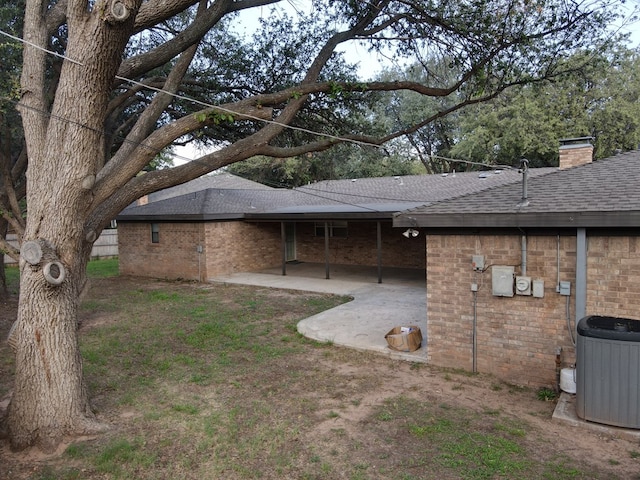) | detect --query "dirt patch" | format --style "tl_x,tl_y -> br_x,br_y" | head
1,277 -> 639,479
